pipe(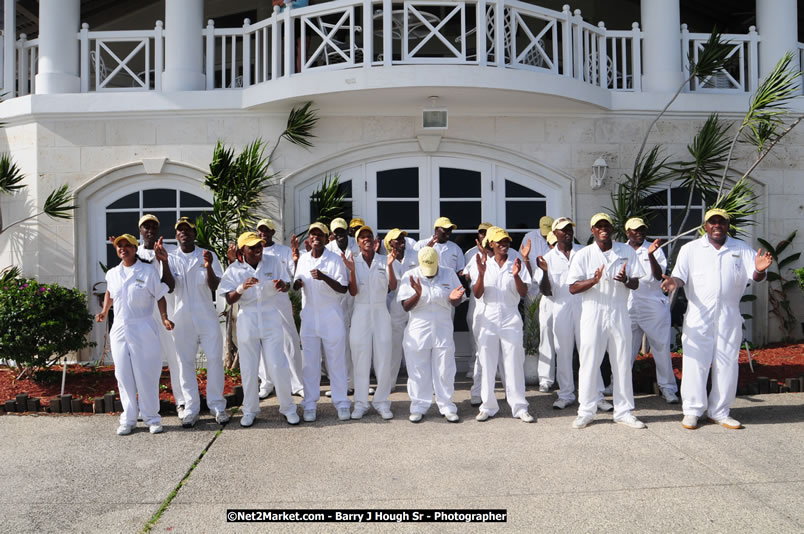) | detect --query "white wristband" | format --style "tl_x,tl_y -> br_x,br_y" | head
236,284 -> 245,295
